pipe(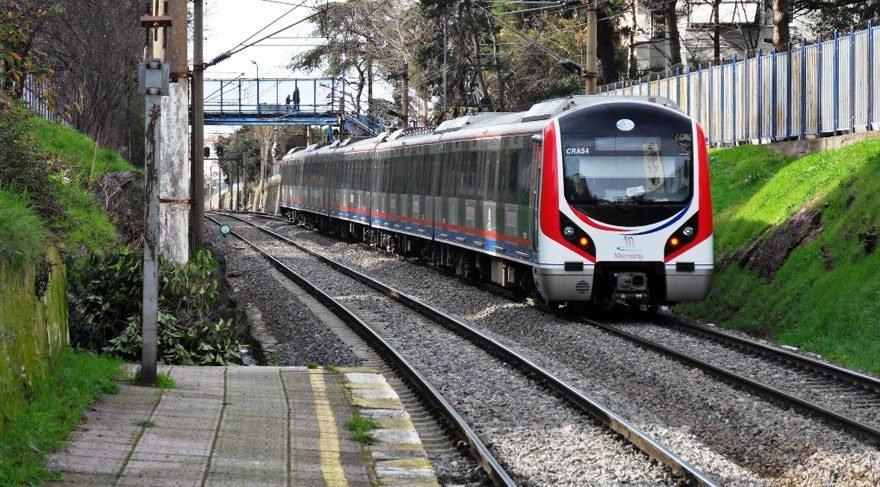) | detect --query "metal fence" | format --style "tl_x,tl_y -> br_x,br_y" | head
599,22 -> 880,147
18,76 -> 69,125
